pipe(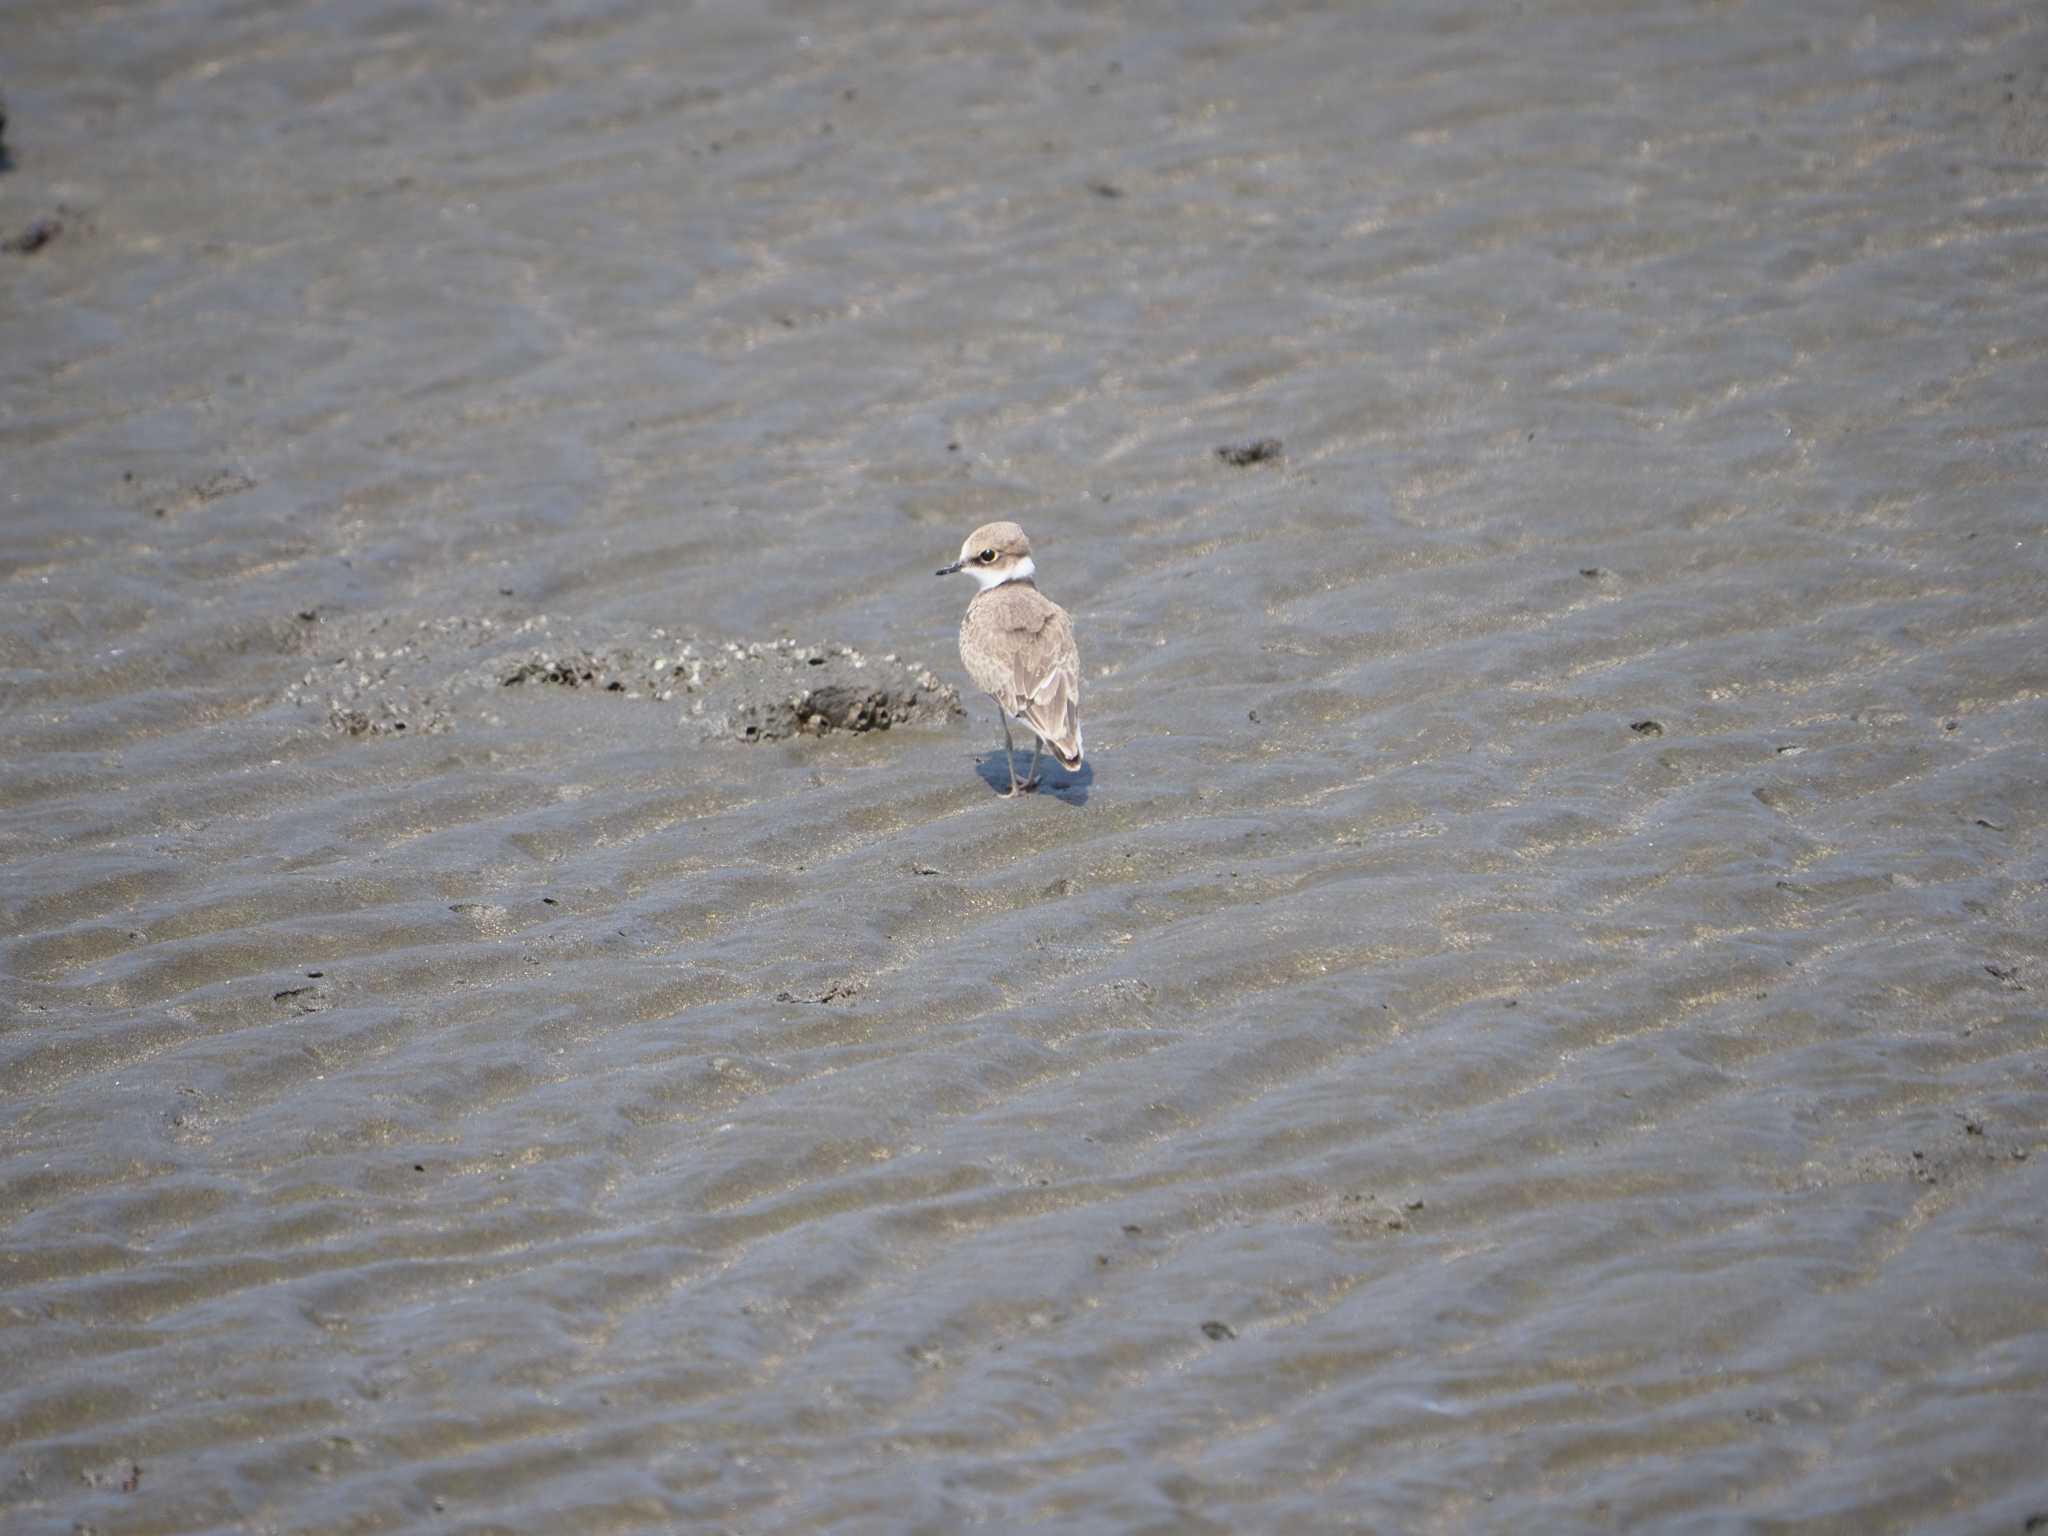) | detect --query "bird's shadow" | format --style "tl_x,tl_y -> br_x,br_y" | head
973,750 -> 1092,805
